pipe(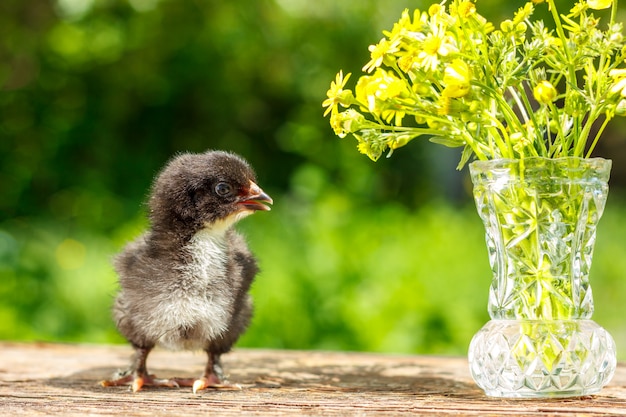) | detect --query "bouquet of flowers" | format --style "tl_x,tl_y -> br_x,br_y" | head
323,0 -> 626,168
